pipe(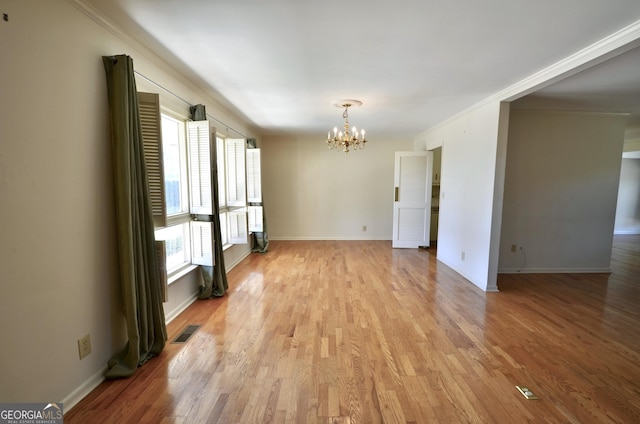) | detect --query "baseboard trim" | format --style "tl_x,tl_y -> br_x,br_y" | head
63,247 -> 254,415
225,249 -> 252,270
499,267 -> 612,274
269,236 -> 392,241
164,249 -> 251,324
165,291 -> 199,324
62,365 -> 107,415
614,230 -> 640,235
